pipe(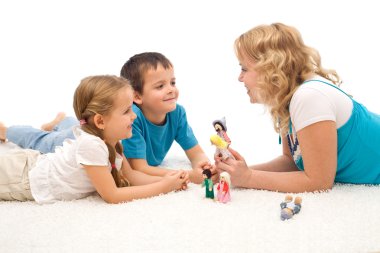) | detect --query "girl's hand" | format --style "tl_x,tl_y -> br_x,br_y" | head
215,147 -> 252,187
180,170 -> 190,190
162,170 -> 188,191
